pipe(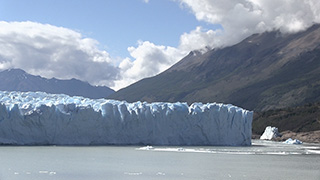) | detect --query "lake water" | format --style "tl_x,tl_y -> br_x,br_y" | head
0,140 -> 319,180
